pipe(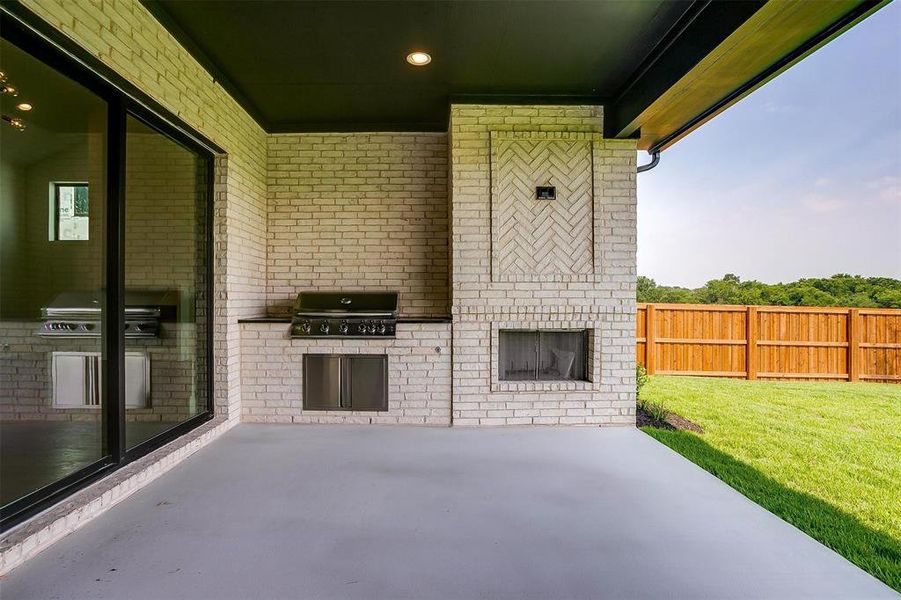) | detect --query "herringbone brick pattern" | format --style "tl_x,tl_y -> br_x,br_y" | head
492,138 -> 593,277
